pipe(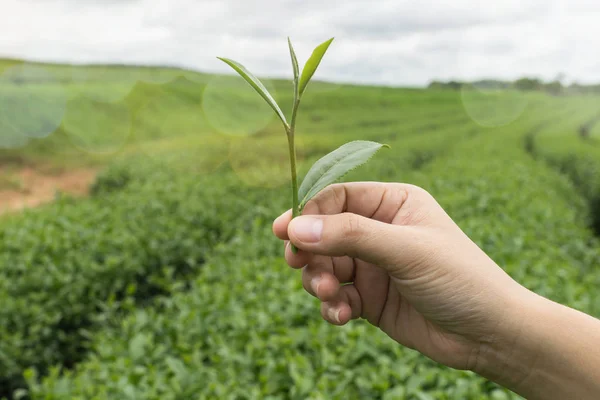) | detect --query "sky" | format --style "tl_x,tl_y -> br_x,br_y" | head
0,0 -> 599,87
